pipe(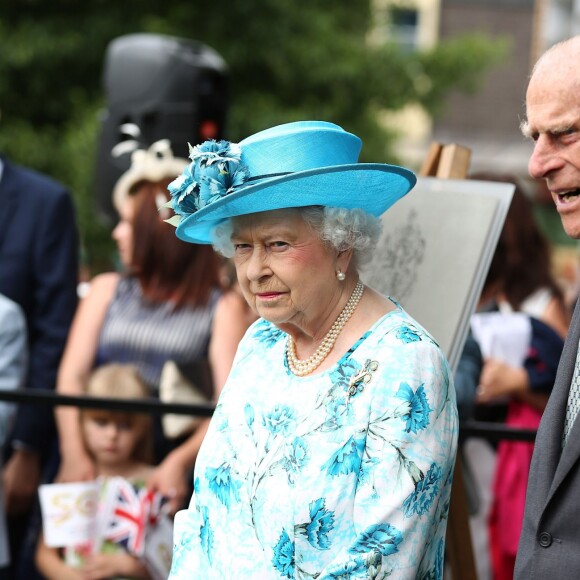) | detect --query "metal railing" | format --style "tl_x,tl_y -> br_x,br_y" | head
0,388 -> 538,441
0,389 -> 214,416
